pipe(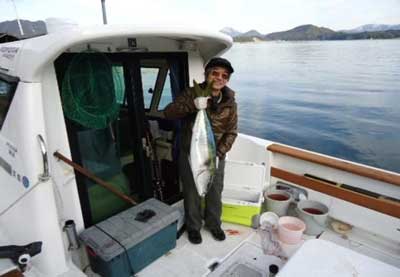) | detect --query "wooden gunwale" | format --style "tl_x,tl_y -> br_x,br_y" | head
267,144 -> 400,186
267,144 -> 400,218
